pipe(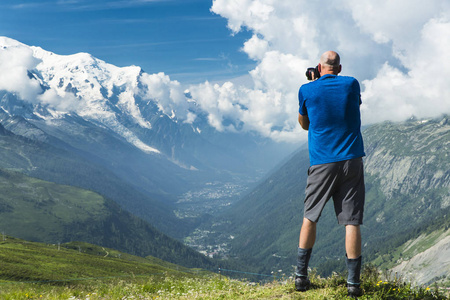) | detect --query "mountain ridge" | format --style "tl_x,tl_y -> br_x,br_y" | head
0,37 -> 297,236
0,36 -> 295,175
